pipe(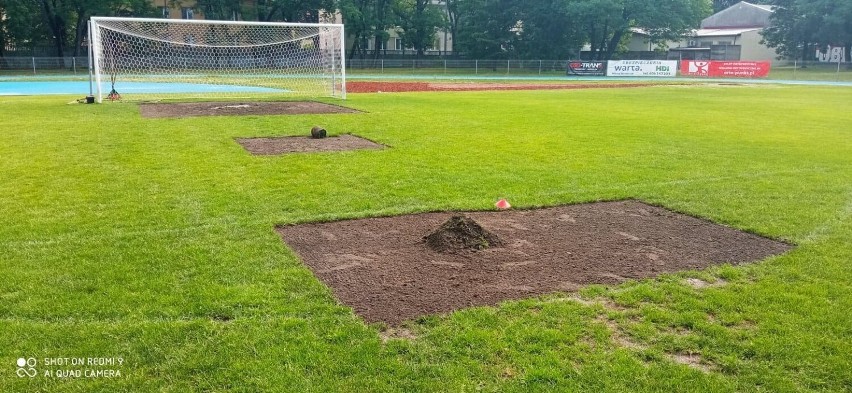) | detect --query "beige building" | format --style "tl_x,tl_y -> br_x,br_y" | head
669,1 -> 783,63
151,0 -> 203,20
